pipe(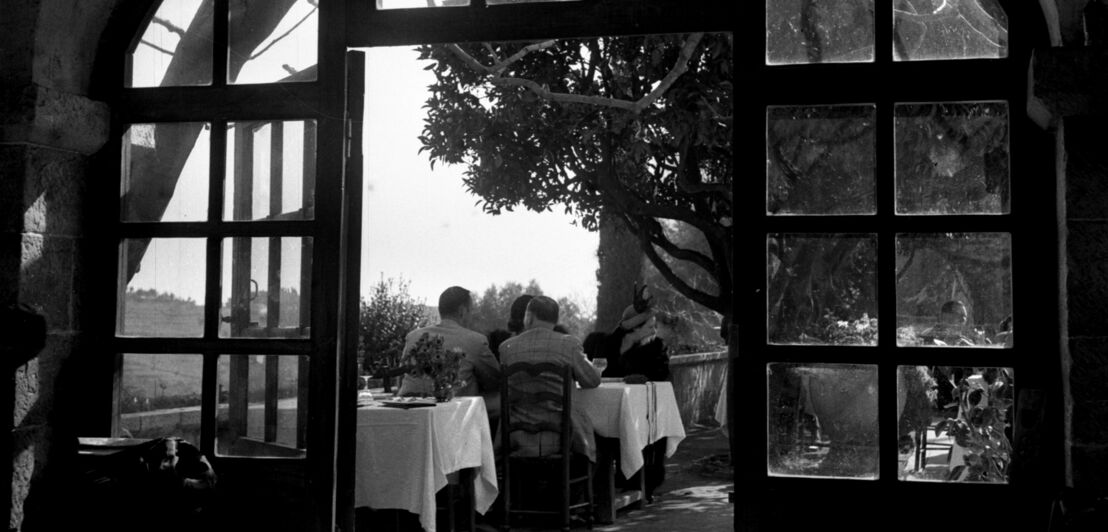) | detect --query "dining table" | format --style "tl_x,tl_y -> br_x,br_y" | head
354,395 -> 498,532
577,380 -> 686,522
